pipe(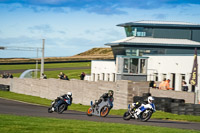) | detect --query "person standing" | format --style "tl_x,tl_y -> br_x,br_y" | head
159,78 -> 166,90
159,78 -> 173,90
182,81 -> 188,92
165,79 -> 173,90
80,72 -> 85,80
